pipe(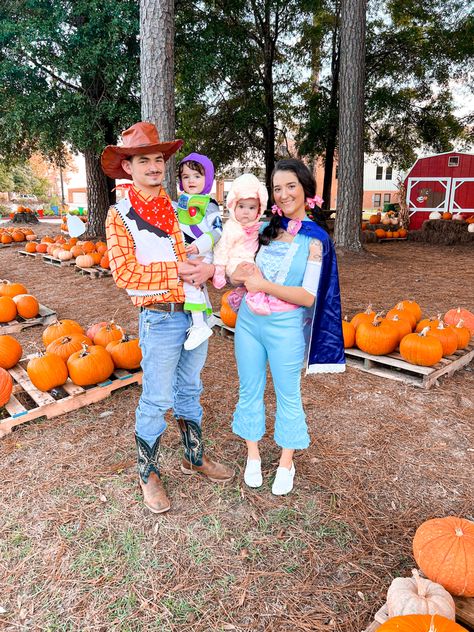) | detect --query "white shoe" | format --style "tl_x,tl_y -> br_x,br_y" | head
272,464 -> 295,496
244,459 -> 262,488
184,324 -> 213,350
